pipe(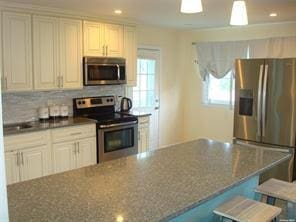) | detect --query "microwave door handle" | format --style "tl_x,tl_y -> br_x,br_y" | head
116,64 -> 120,80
